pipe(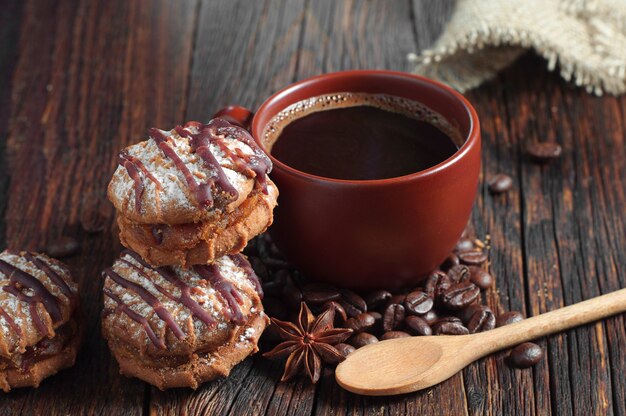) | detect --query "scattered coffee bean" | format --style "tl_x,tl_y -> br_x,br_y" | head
381,331 -> 411,340
508,342 -> 544,368
340,289 -> 367,317
383,304 -> 405,332
250,257 -> 271,282
364,290 -> 392,310
45,236 -> 80,258
496,311 -> 524,327
458,250 -> 488,266
322,300 -> 348,323
488,173 -> 513,194
527,142 -> 562,162
404,290 -> 433,315
440,254 -> 460,271
441,281 -> 480,310
263,299 -> 288,321
405,315 -> 432,336
424,271 -> 451,298
344,313 -> 376,333
469,266 -> 494,289
302,282 -> 341,304
454,238 -> 475,253
421,309 -> 440,325
282,280 -> 303,309
349,332 -> 379,348
466,306 -> 496,333
457,304 -> 483,324
432,317 -> 469,335
387,294 -> 407,308
335,343 -> 356,358
447,264 -> 471,283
